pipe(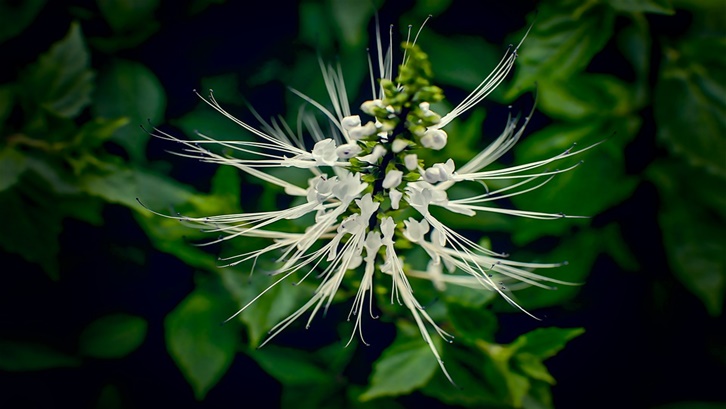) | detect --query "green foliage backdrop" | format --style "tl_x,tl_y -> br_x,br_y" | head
0,0 -> 724,408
